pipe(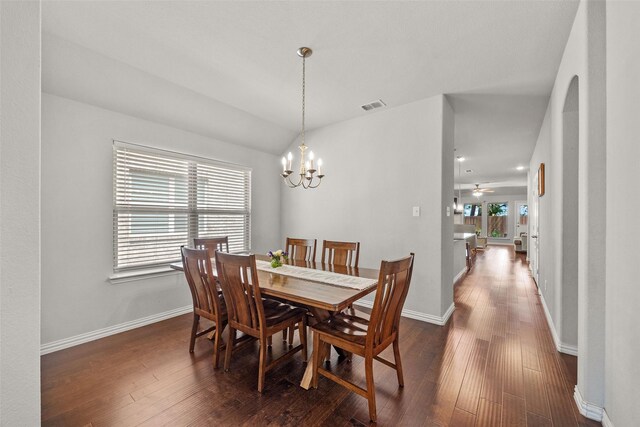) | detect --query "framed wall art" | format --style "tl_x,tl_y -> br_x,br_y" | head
538,163 -> 545,197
